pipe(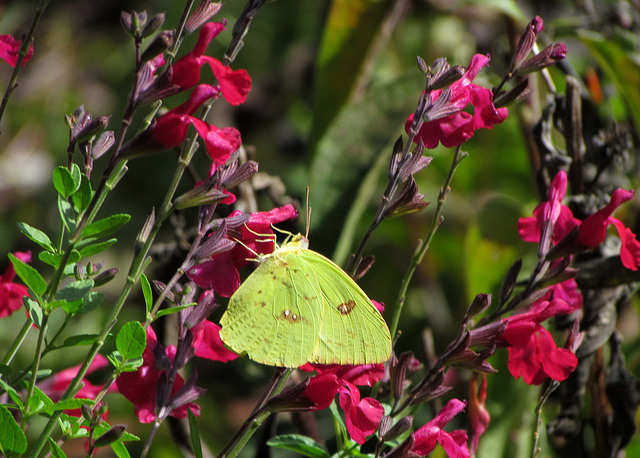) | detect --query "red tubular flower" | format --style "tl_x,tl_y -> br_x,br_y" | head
299,363 -> 385,387
192,320 -> 239,362
146,84 -> 242,165
1,251 -> 31,318
40,355 -> 116,417
468,374 -> 489,455
0,35 -> 34,67
116,327 -> 200,423
405,54 -> 508,149
187,204 -> 298,297
519,171 -> 640,270
499,299 -> 578,385
337,381 -> 384,445
171,22 -> 251,105
411,399 -> 470,458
